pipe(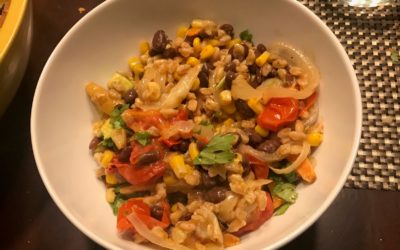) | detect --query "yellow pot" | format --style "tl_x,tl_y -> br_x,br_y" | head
0,0 -> 31,116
